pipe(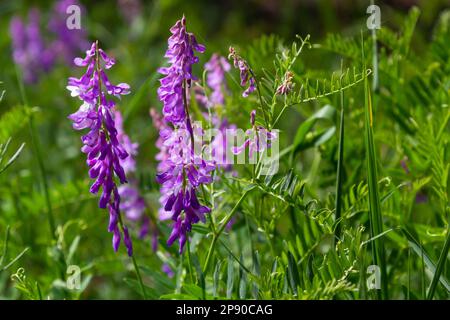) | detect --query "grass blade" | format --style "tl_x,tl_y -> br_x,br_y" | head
427,229 -> 450,299
334,89 -> 345,242
363,33 -> 388,299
